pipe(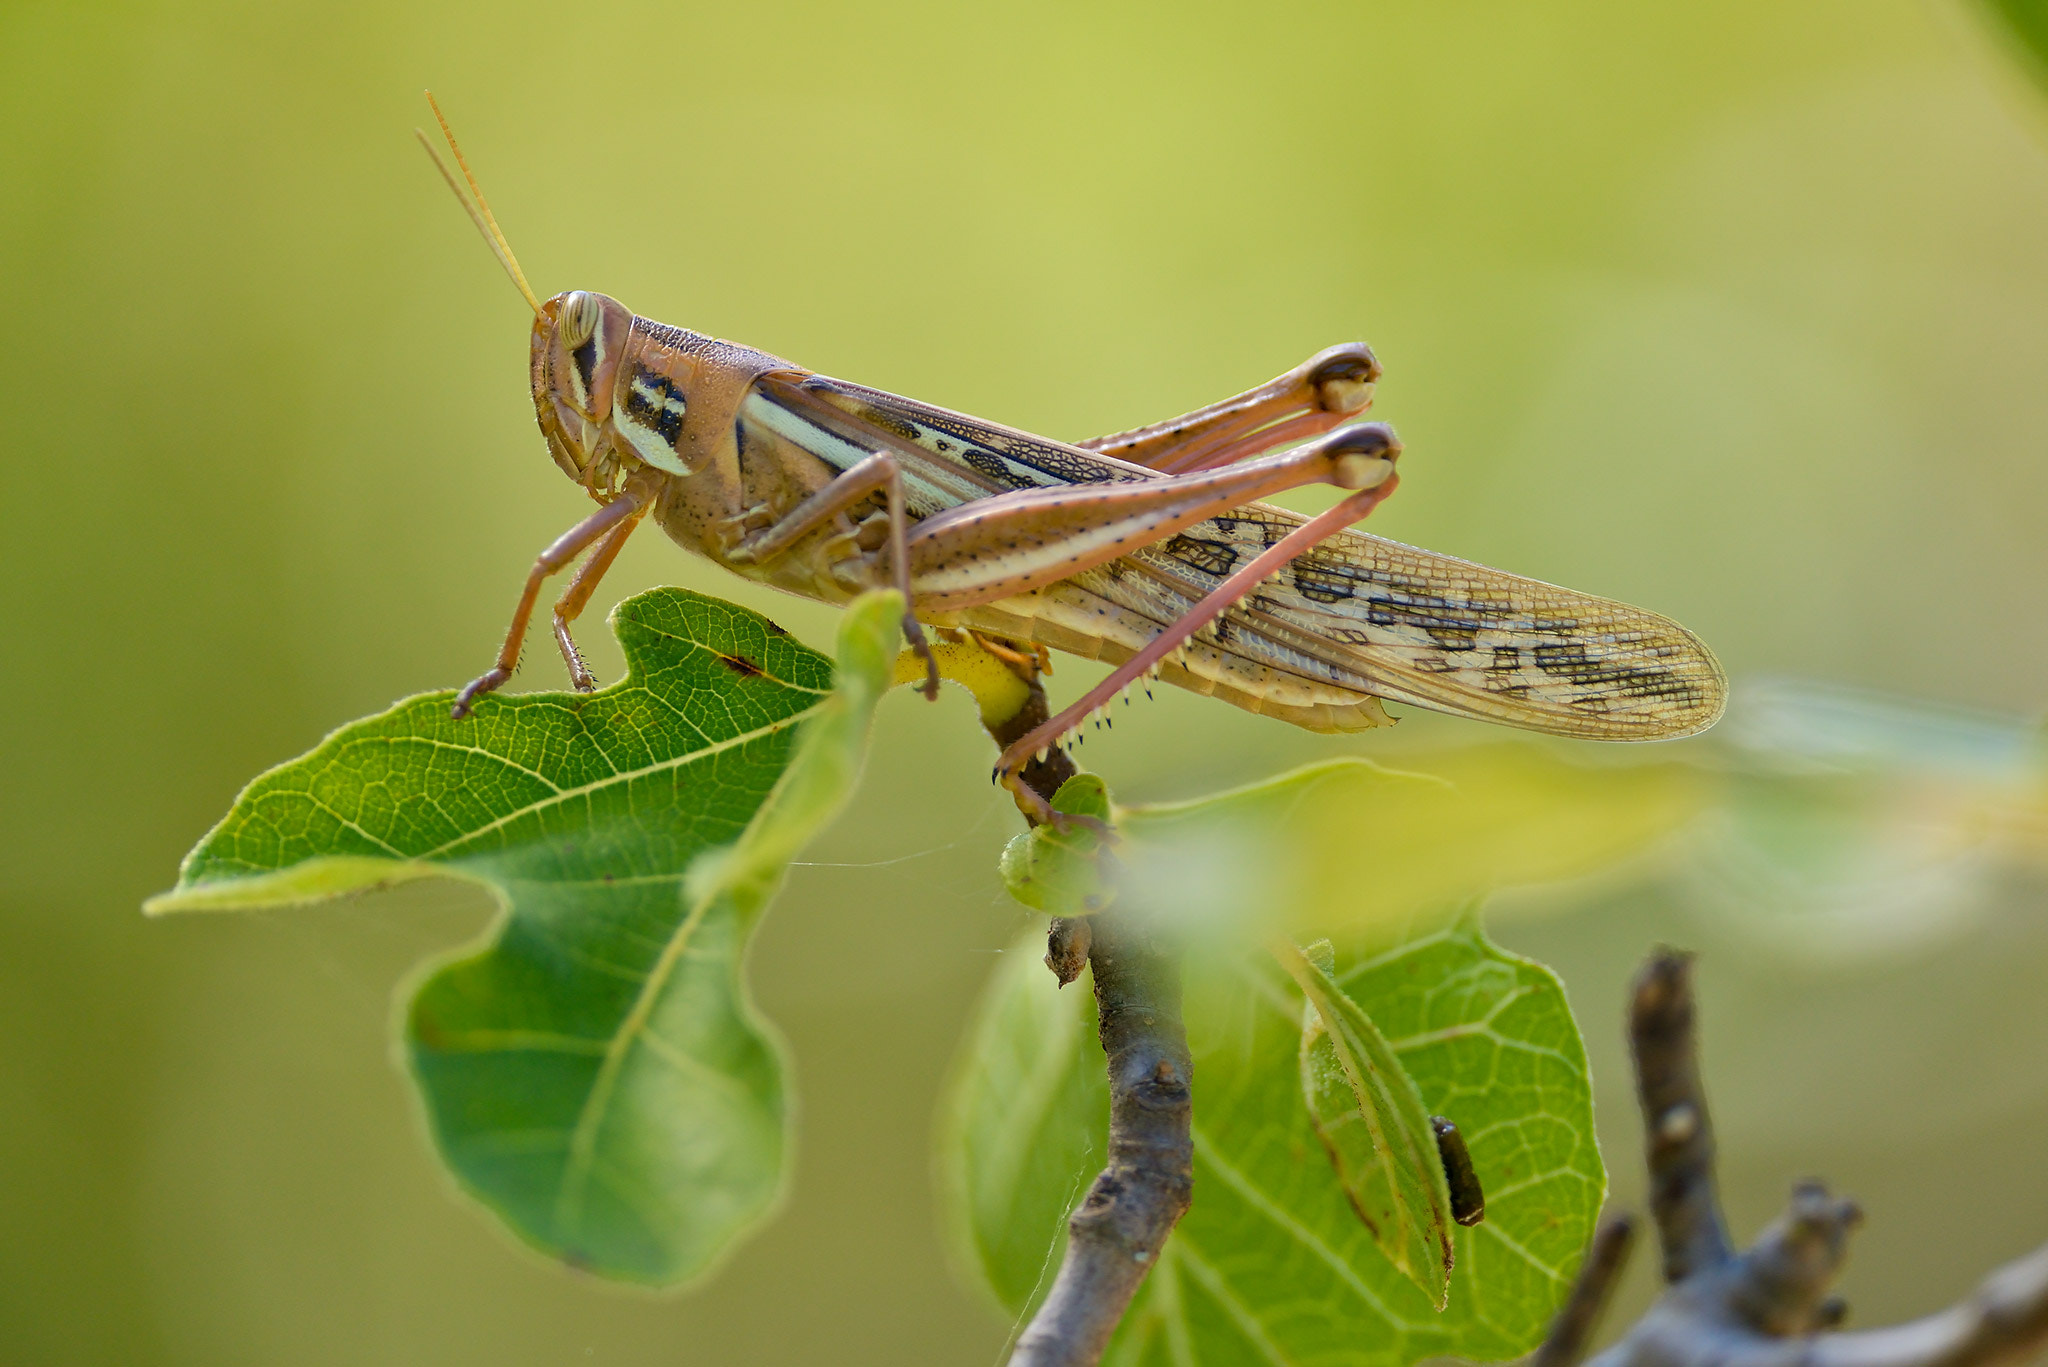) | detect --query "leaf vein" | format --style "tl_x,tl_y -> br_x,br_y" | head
357,733 -> 564,792
416,705 -> 821,859
1173,1235 -> 1302,1367
632,1023 -> 760,1102
430,1030 -> 610,1056
1190,1124 -> 1413,1329
1474,1220 -> 1570,1282
630,619 -> 832,695
301,794 -> 406,858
